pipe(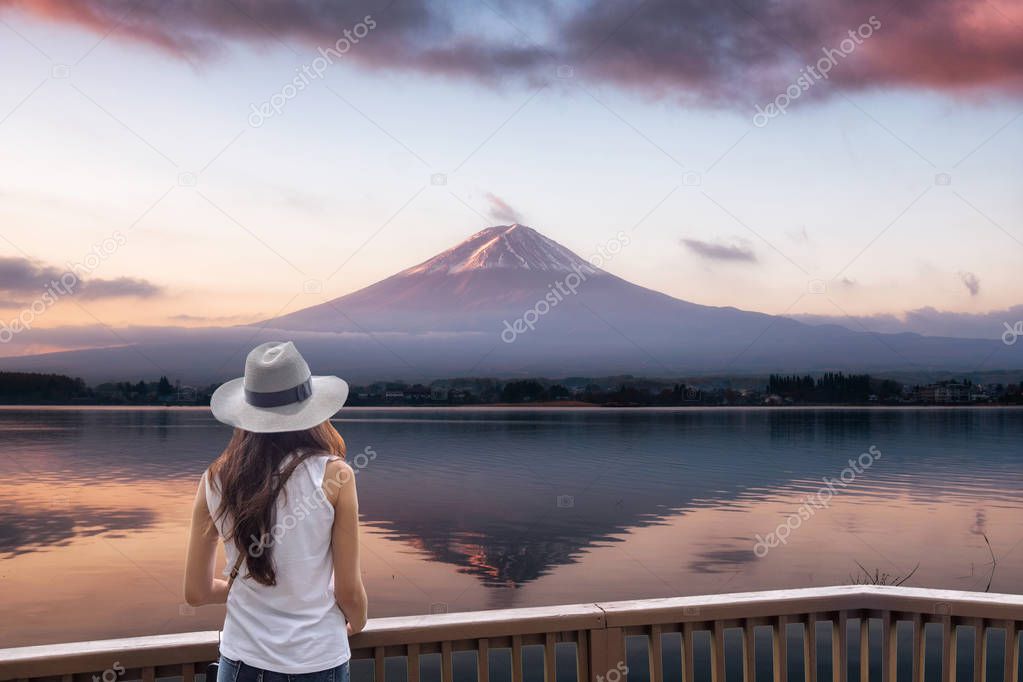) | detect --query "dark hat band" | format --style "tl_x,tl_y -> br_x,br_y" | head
244,377 -> 313,407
